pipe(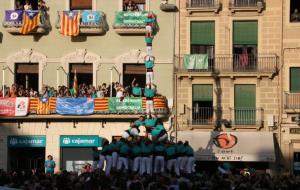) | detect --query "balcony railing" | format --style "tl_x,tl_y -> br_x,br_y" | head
230,107 -> 263,127
3,10 -> 50,34
284,92 -> 300,110
229,0 -> 264,13
186,0 -> 221,13
113,11 -> 156,34
56,11 -> 107,35
190,106 -> 222,125
175,54 -> 278,75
